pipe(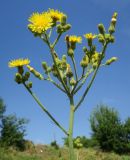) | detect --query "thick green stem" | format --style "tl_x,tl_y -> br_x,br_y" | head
68,96 -> 75,160
23,83 -> 68,136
